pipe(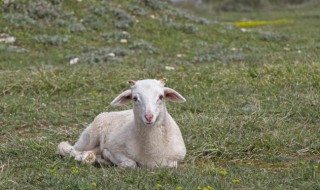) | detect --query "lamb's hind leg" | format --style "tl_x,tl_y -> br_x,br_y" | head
102,149 -> 137,169
57,124 -> 100,164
